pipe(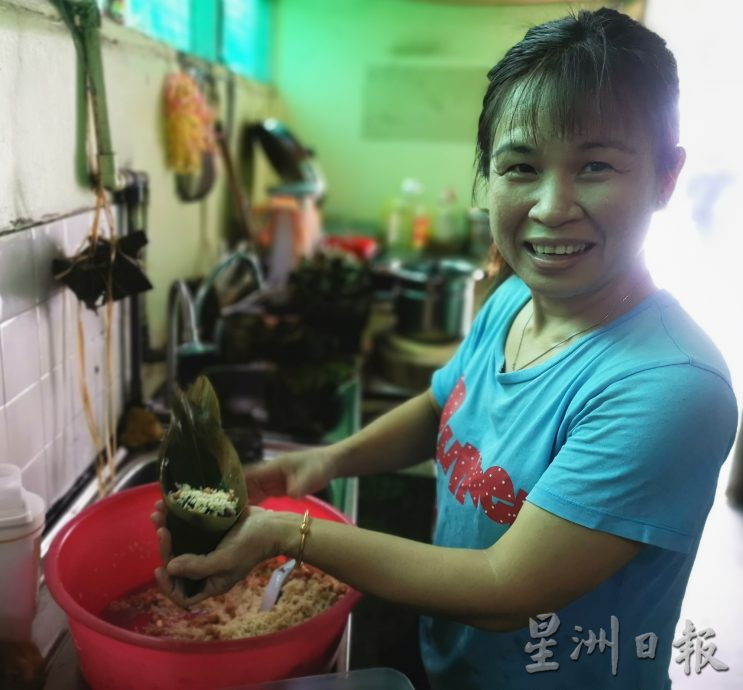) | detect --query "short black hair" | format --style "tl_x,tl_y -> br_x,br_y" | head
474,8 -> 680,200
